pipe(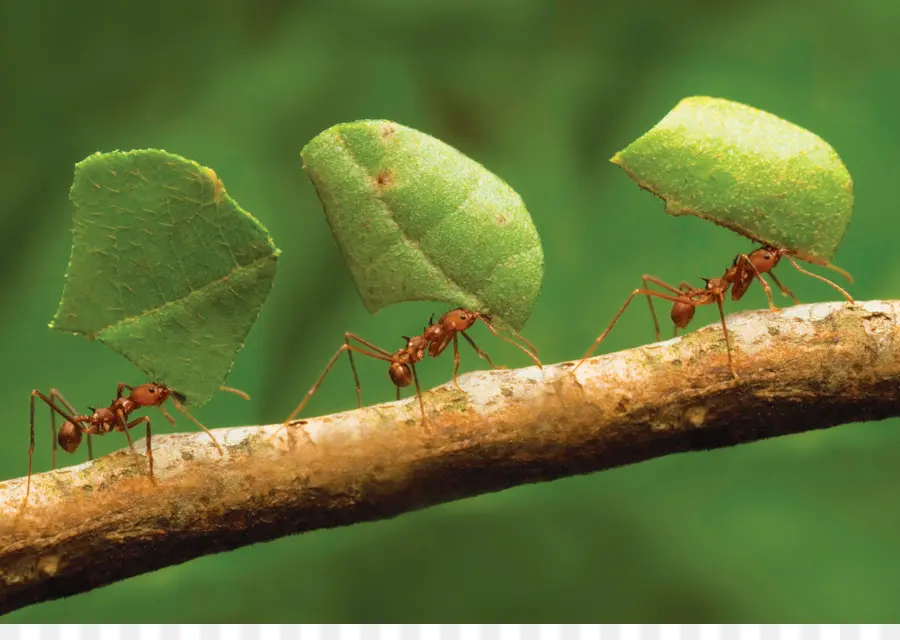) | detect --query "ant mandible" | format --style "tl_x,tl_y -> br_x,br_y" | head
571,246 -> 854,378
279,307 -> 542,431
22,382 -> 248,510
